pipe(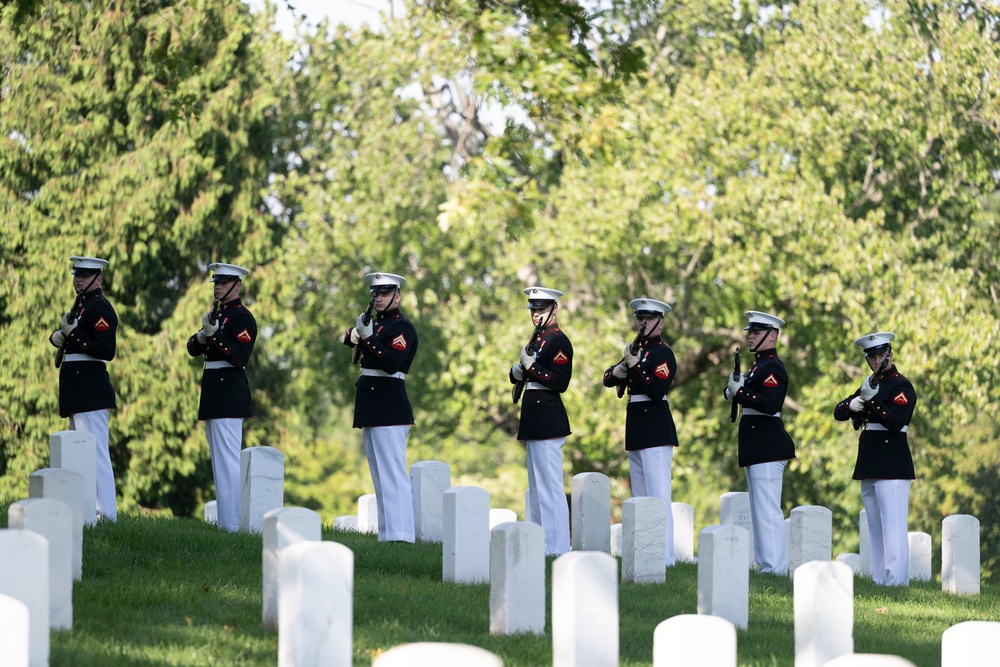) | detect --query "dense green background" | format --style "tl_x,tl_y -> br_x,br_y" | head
3,0 -> 999,580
